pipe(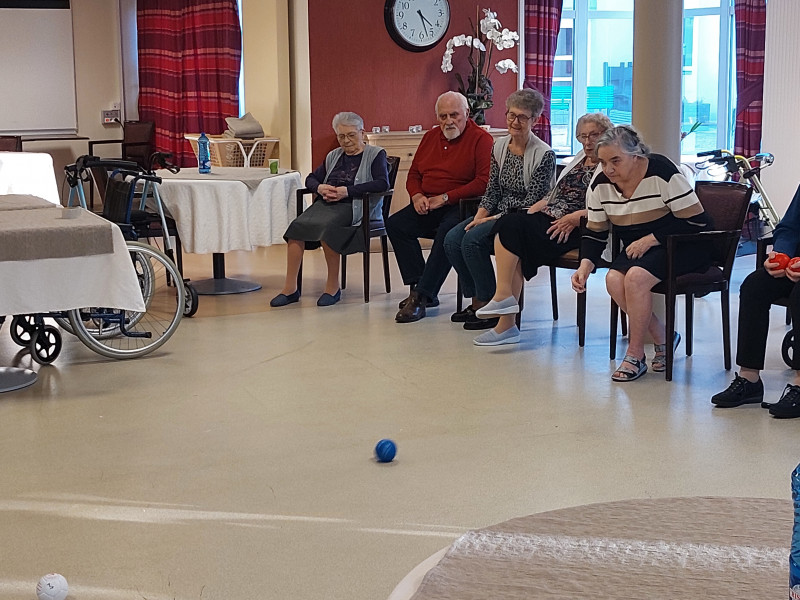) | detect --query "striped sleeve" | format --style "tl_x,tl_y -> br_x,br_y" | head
581,174 -> 610,265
